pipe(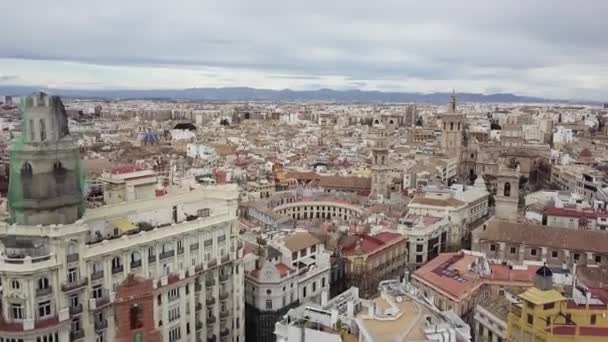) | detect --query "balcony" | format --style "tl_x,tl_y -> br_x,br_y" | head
196,321 -> 204,331
36,287 -> 53,297
205,278 -> 215,287
91,271 -> 104,281
219,274 -> 229,282
62,278 -> 89,292
66,253 -> 80,263
0,314 -> 64,332
70,330 -> 85,341
195,283 -> 203,292
220,311 -> 230,319
221,255 -> 230,263
208,258 -> 218,267
219,292 -> 229,300
91,290 -> 112,309
191,243 -> 199,251
159,250 -> 175,260
220,328 -> 230,337
196,302 -> 203,311
177,247 -> 184,255
69,304 -> 83,315
111,265 -> 124,275
206,315 -> 216,324
148,255 -> 157,263
130,260 -> 142,269
94,319 -> 108,330
206,297 -> 216,306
